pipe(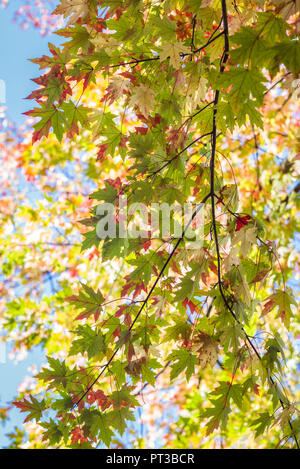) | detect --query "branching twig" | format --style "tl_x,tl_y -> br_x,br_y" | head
107,32 -> 225,69
209,0 -> 299,449
74,192 -> 212,408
